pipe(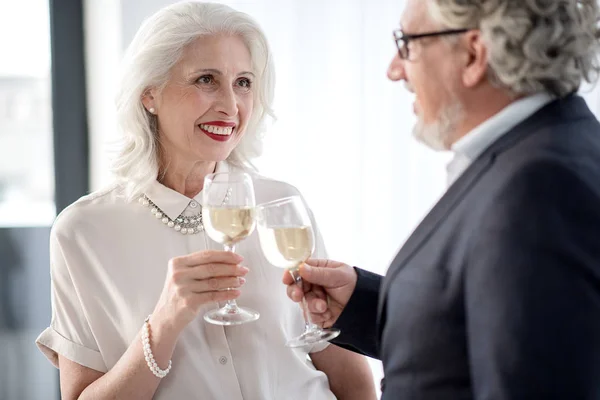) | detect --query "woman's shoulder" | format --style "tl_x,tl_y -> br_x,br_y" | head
51,183 -> 126,239
227,163 -> 303,201
251,173 -> 305,204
